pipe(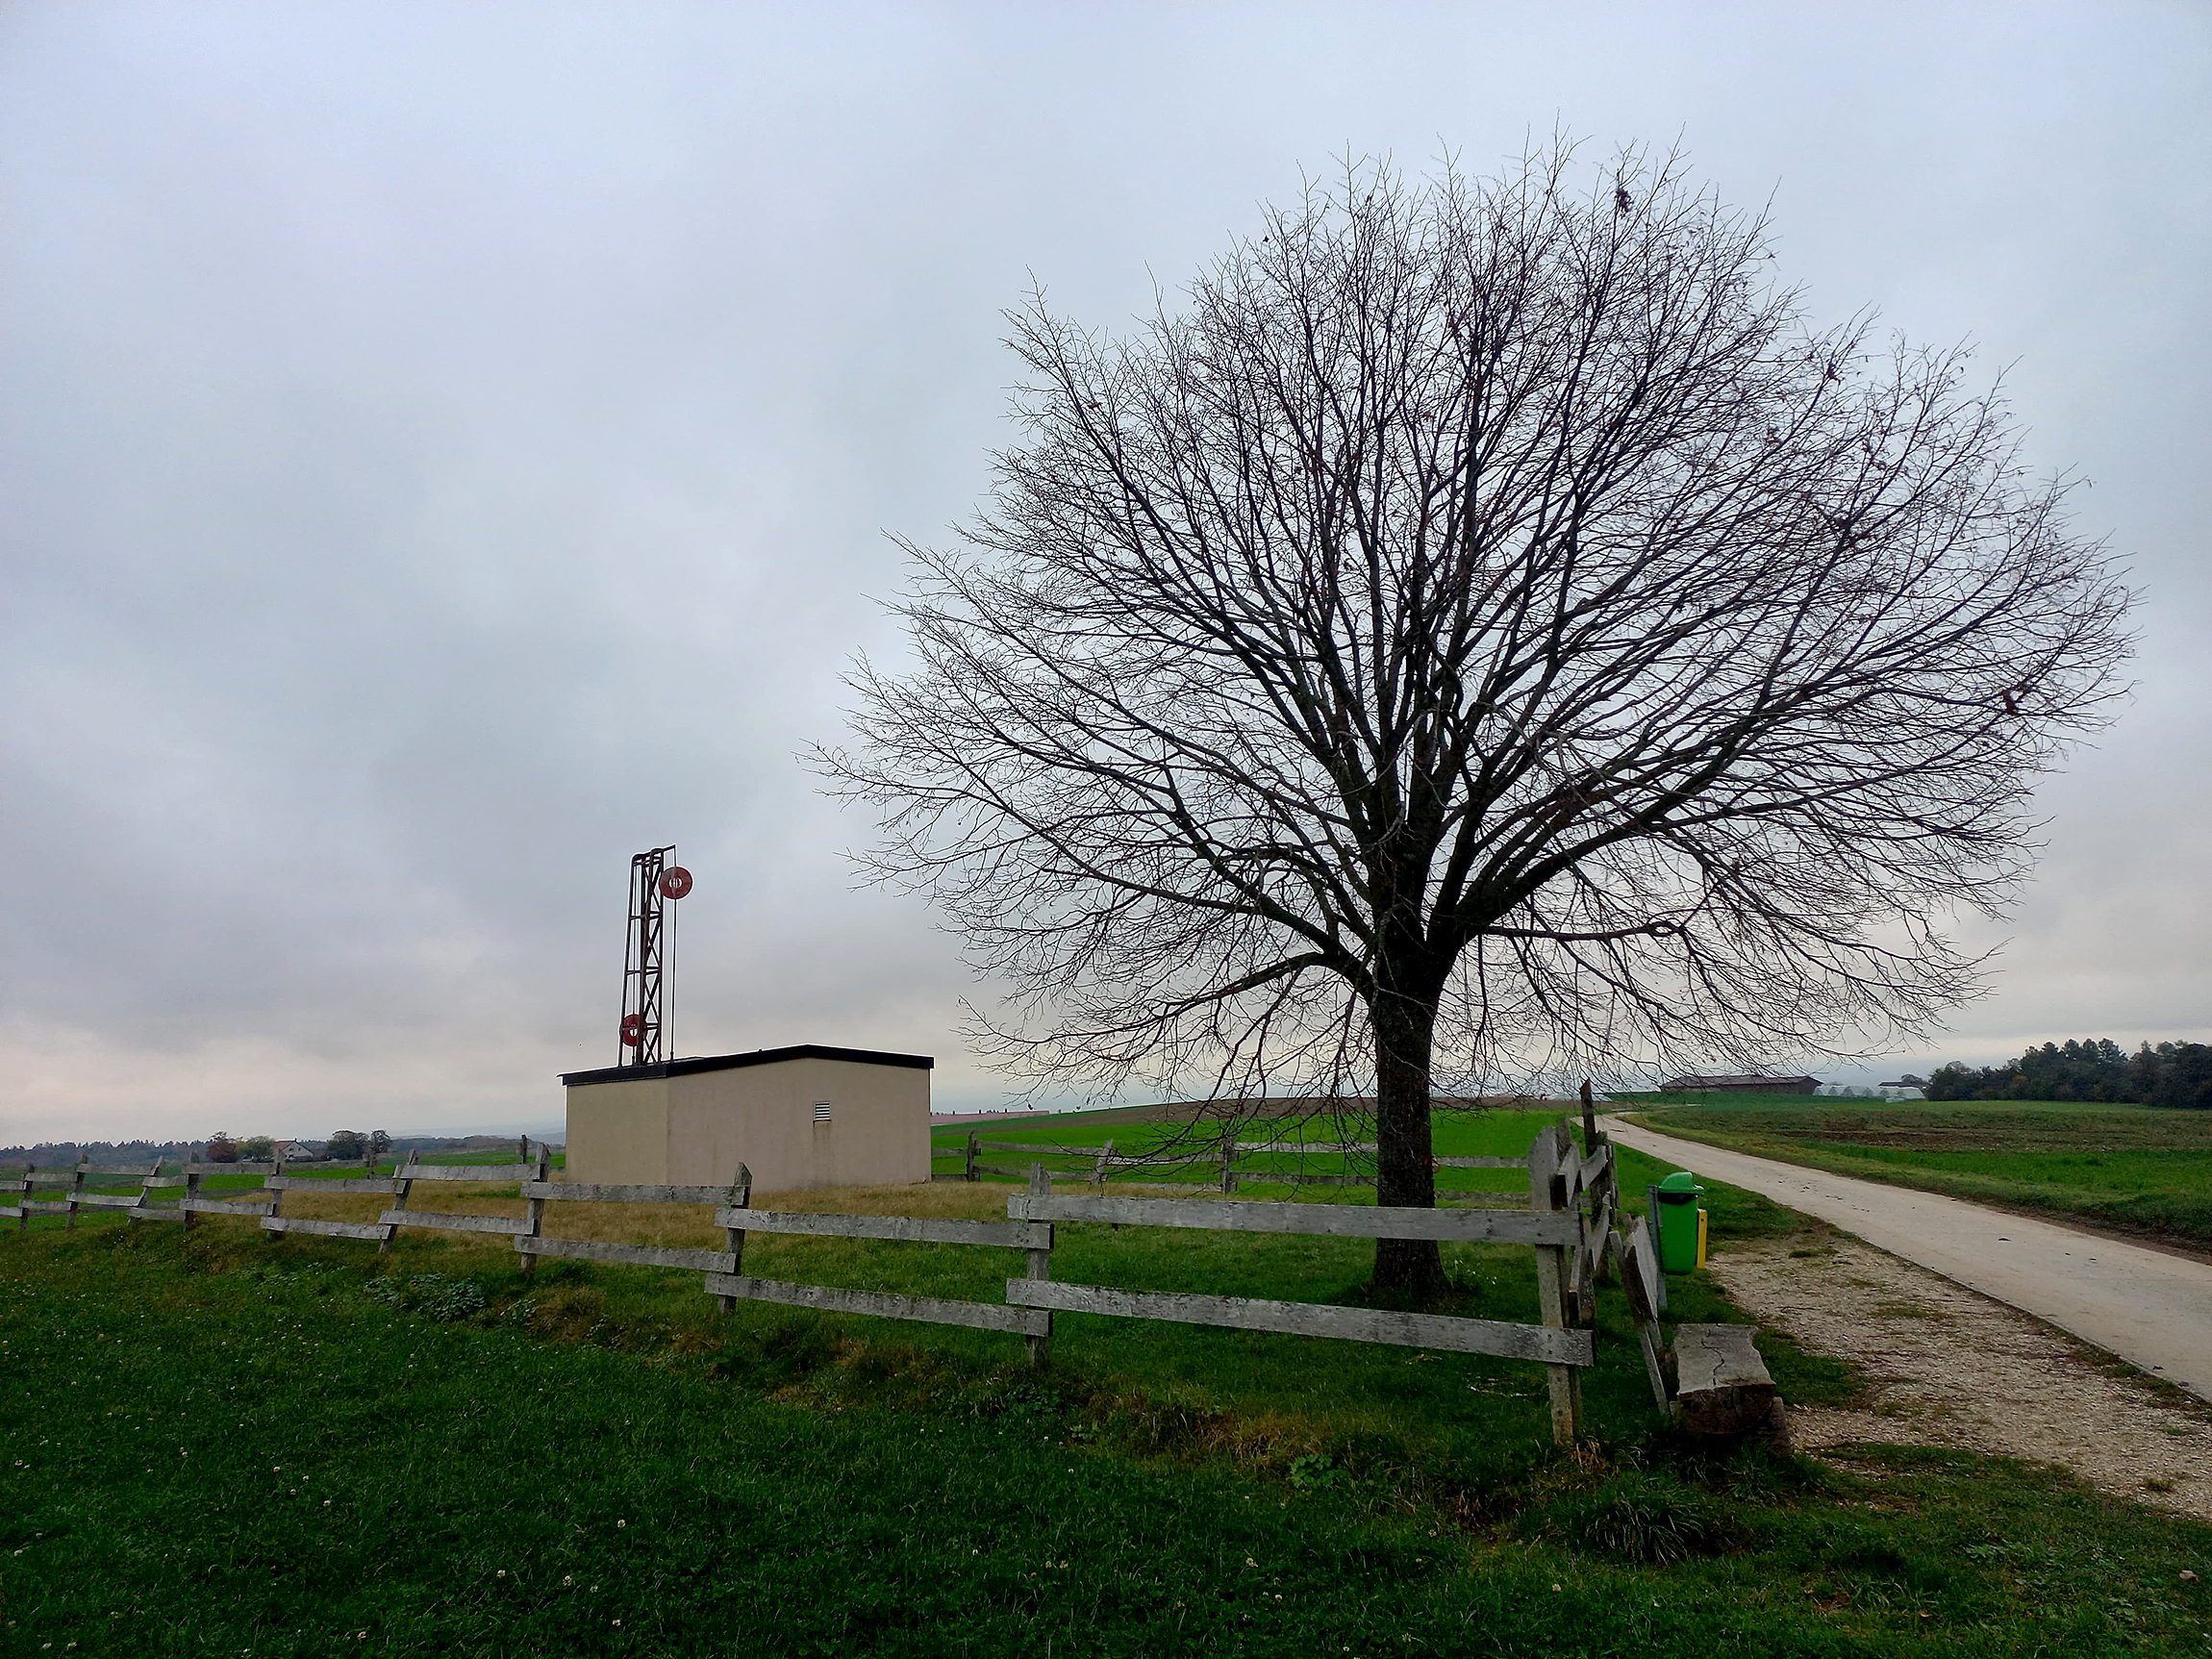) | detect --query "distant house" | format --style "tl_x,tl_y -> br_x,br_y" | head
1657,1073 -> 1821,1095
